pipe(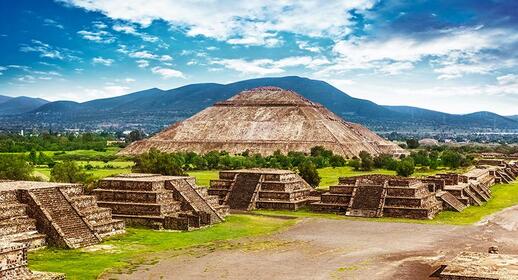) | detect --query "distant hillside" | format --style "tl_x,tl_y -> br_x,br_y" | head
0,96 -> 48,115
0,95 -> 12,104
509,115 -> 518,121
1,76 -> 517,132
384,106 -> 518,130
